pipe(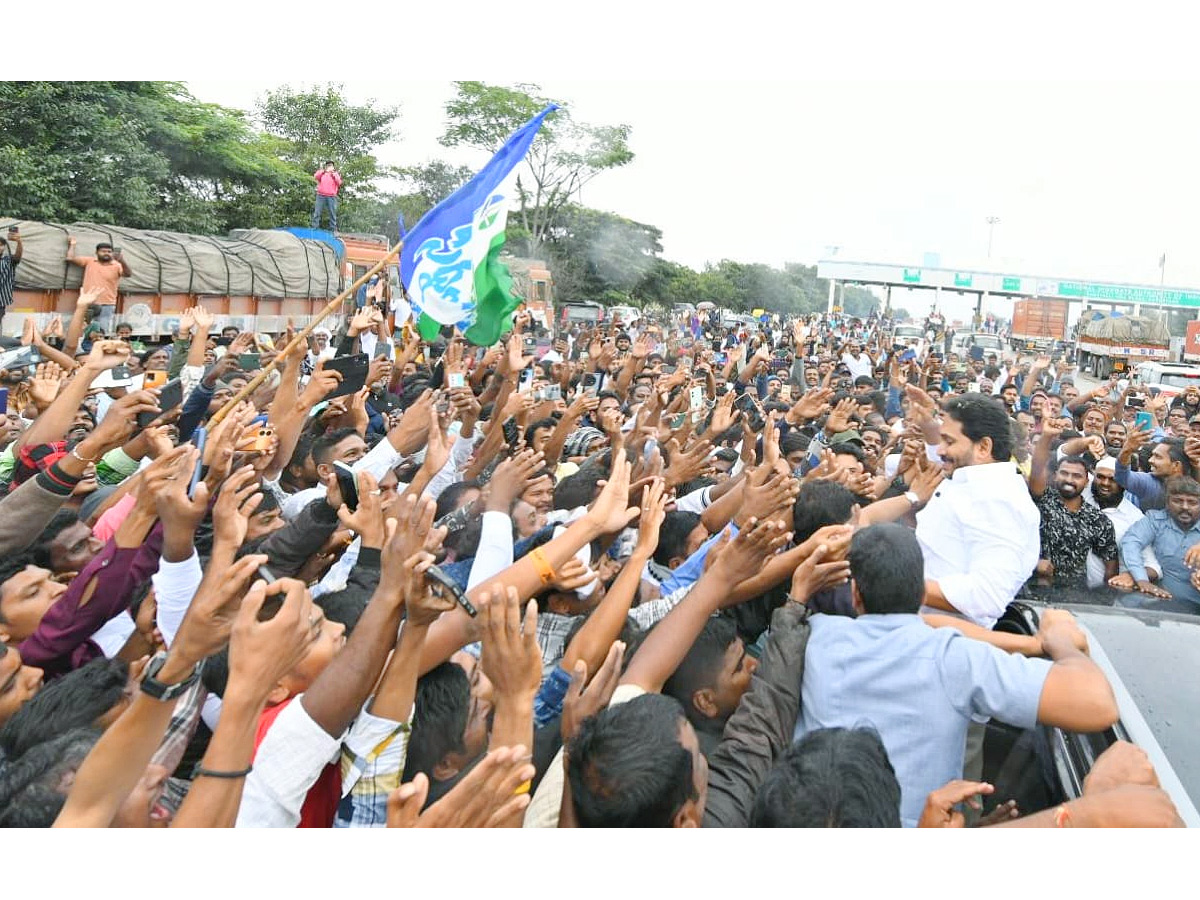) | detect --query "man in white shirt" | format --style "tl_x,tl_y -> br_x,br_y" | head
915,393 -> 1040,629
840,341 -> 874,381
1084,456 -> 1160,589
